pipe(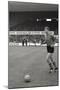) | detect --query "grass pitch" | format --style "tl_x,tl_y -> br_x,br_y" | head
8,46 -> 58,89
